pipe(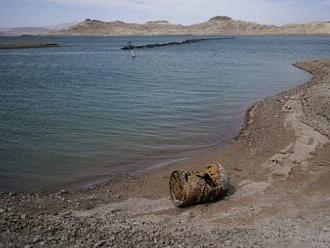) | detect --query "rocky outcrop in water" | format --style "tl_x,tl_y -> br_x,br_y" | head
121,37 -> 233,50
